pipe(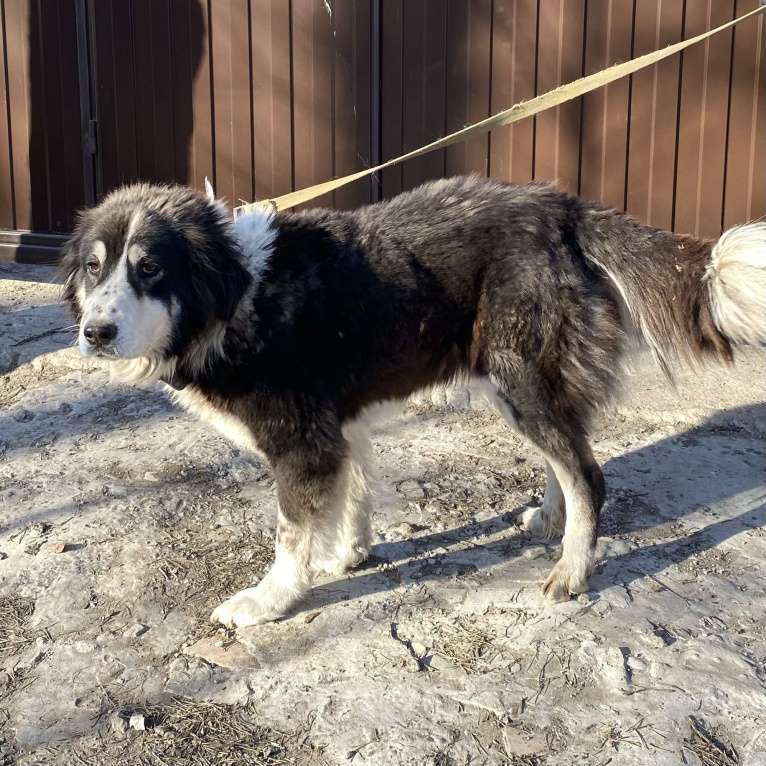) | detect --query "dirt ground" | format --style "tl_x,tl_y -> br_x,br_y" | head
1,261 -> 765,766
